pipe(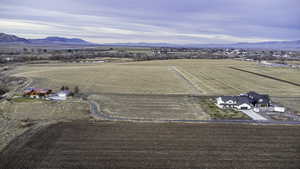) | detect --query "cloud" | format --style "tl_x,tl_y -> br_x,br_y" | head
0,0 -> 299,44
